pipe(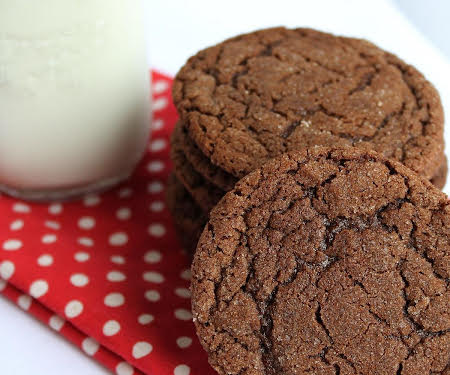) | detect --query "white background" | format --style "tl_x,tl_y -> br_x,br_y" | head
1,0 -> 449,374
395,0 -> 450,60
